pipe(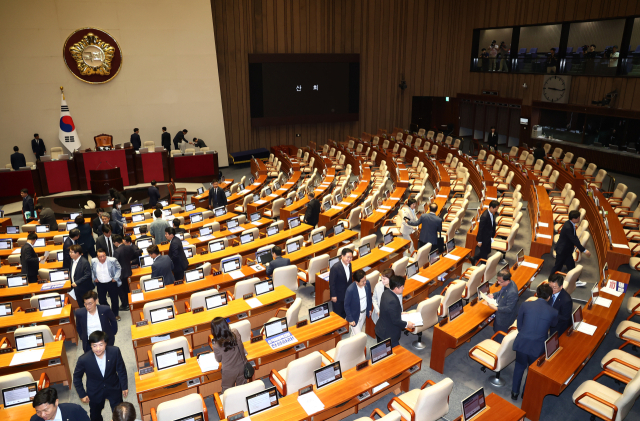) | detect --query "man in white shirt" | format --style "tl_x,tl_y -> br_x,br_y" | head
75,290 -> 117,353
344,269 -> 372,336
91,249 -> 122,321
